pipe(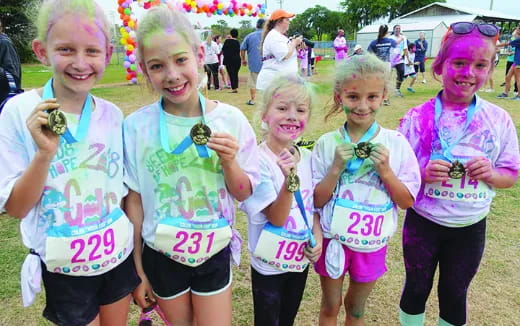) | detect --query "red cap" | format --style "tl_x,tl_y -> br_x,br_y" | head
269,9 -> 295,21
